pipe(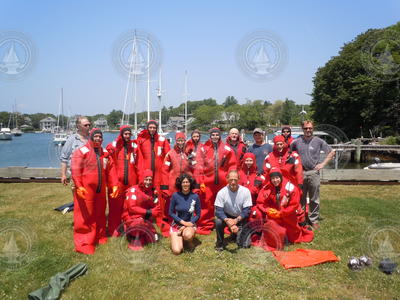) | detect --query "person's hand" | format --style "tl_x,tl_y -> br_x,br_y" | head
200,183 -> 206,193
181,221 -> 194,227
110,186 -> 120,198
267,208 -> 281,219
177,226 -> 184,236
225,218 -> 235,227
76,187 -> 88,199
61,175 -> 68,186
314,163 -> 324,171
230,224 -> 239,234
